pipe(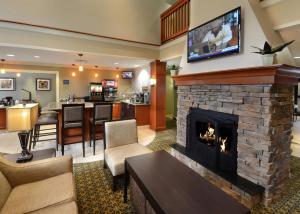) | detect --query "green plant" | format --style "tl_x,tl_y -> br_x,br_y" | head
251,40 -> 294,55
166,64 -> 181,72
